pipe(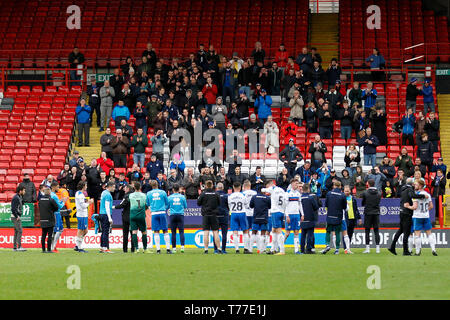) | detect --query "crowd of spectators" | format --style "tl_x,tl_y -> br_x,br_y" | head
65,43 -> 445,206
